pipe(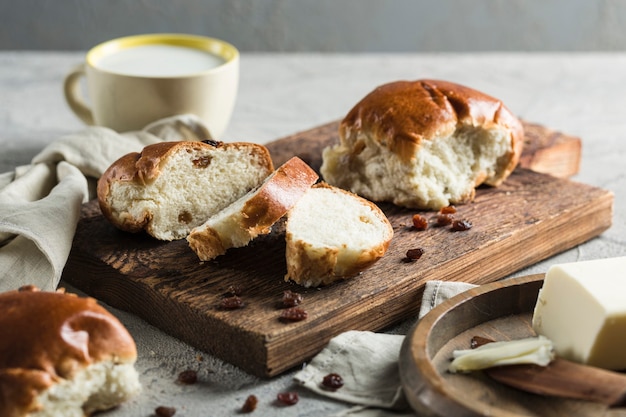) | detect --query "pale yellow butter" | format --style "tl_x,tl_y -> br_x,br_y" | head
448,336 -> 554,373
532,256 -> 626,370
